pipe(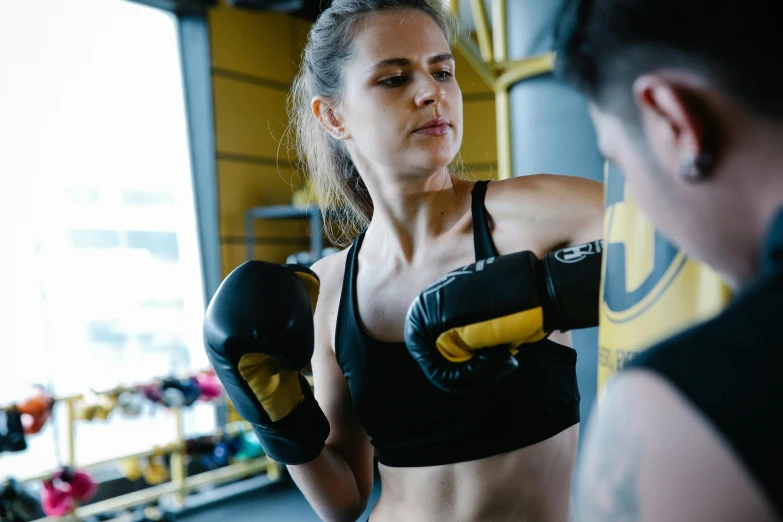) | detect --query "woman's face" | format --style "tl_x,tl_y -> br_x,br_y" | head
337,10 -> 463,178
